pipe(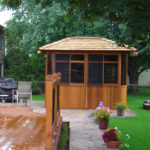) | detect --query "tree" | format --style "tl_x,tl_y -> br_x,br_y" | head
4,1 -> 96,81
3,0 -> 150,93
5,27 -> 30,81
1,0 -> 150,44
66,0 -> 150,93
